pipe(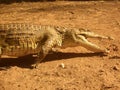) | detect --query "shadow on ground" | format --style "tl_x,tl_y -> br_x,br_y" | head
0,52 -> 105,69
